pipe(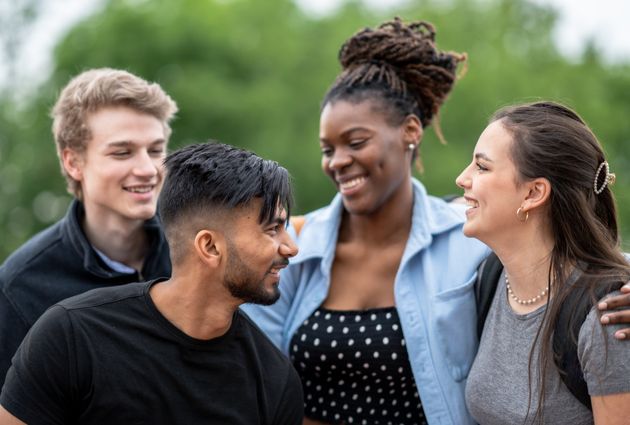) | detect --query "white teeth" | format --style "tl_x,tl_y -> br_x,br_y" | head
339,177 -> 366,190
466,199 -> 479,208
126,186 -> 153,193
